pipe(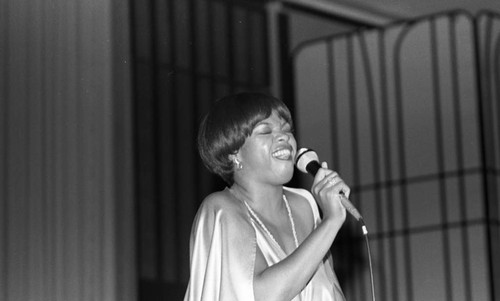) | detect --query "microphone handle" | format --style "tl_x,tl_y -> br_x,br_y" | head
339,194 -> 362,221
